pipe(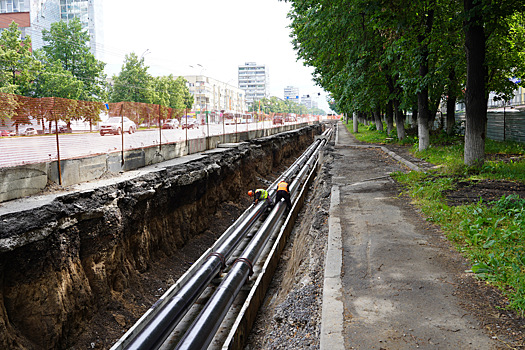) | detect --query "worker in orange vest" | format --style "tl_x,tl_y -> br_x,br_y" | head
275,180 -> 292,209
